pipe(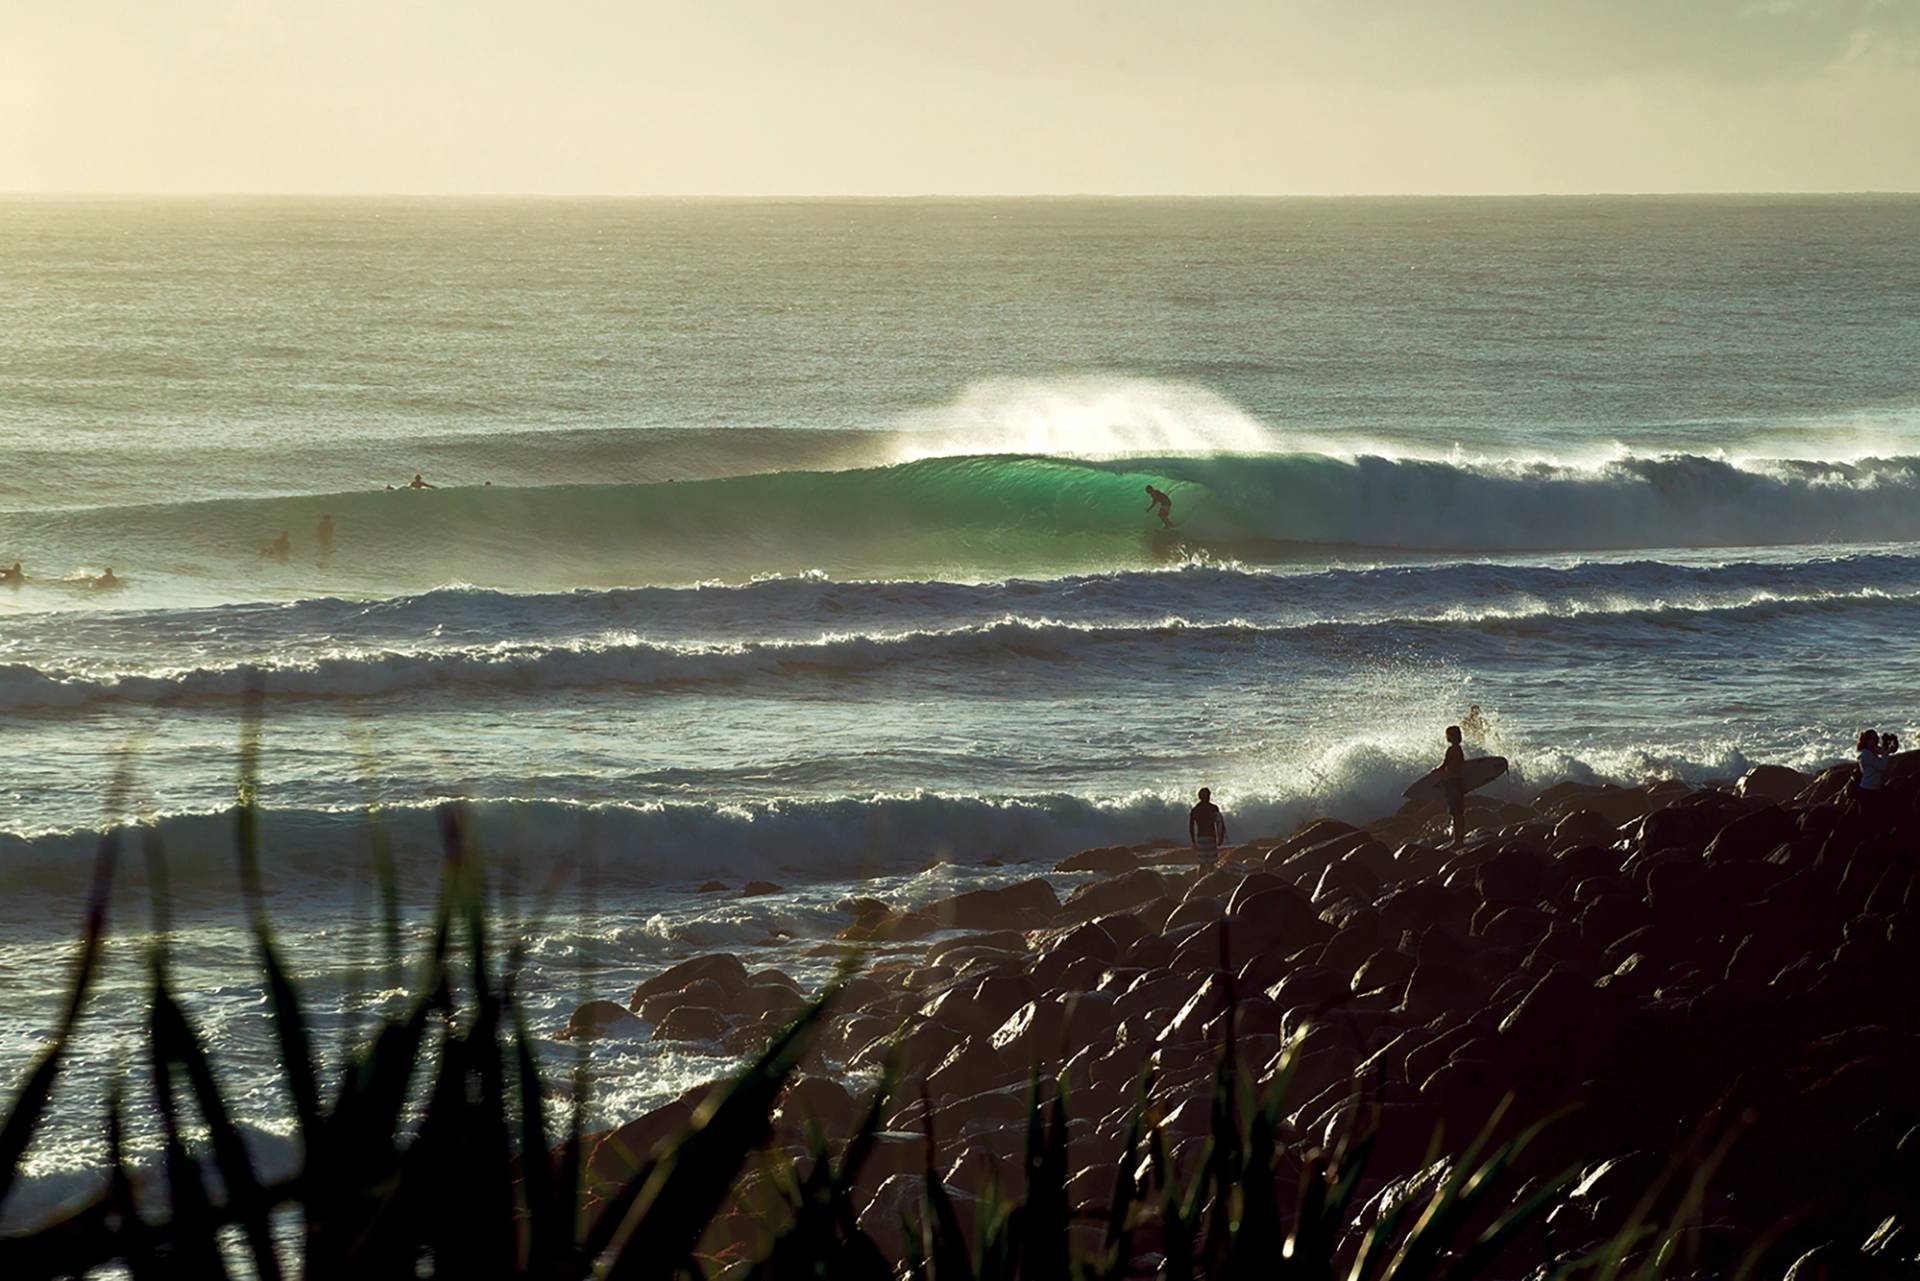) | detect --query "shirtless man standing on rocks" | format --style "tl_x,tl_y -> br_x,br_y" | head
1189,787 -> 1227,861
